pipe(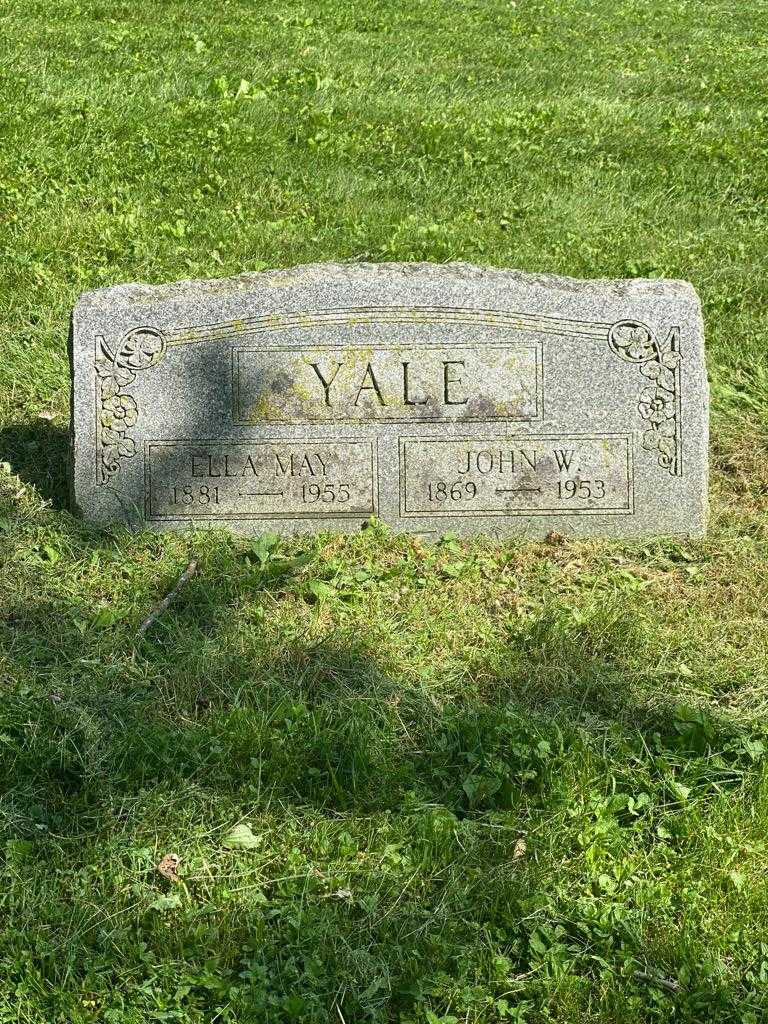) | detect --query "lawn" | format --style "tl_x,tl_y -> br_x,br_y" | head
1,1 -> 768,1021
